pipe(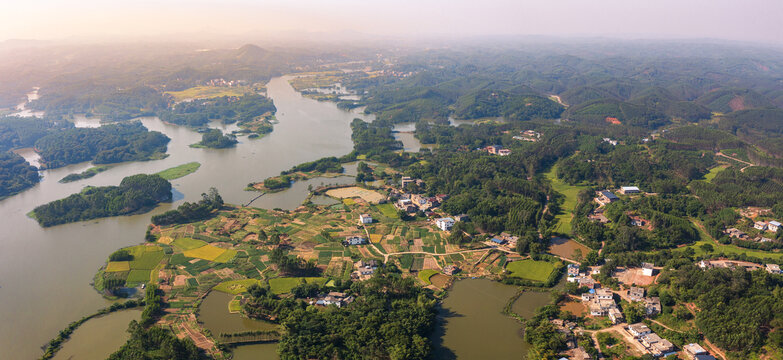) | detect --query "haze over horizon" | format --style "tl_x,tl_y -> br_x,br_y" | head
2,0 -> 782,46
